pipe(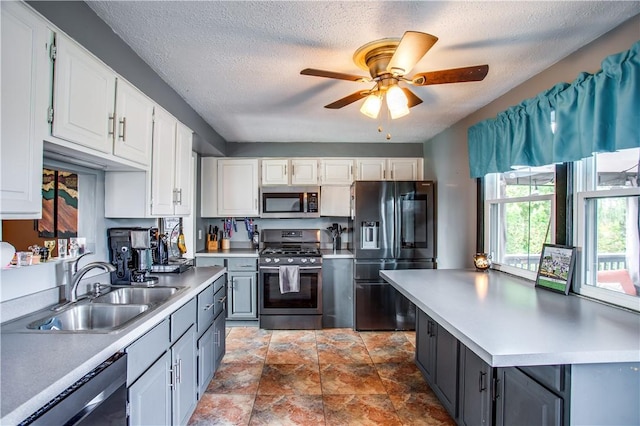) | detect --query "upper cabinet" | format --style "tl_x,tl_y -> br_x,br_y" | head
319,159 -> 354,185
50,33 -> 152,167
261,159 -> 318,186
113,78 -> 154,166
150,107 -> 193,216
1,1 -> 51,218
218,159 -> 260,217
356,158 -> 423,181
